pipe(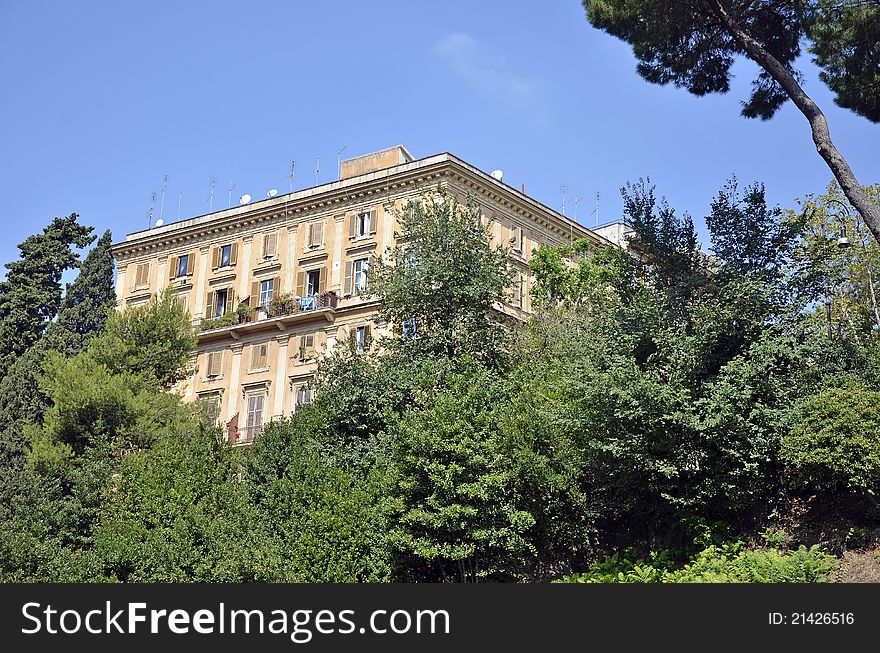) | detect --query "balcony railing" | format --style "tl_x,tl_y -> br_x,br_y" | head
200,291 -> 338,332
226,424 -> 262,446
241,291 -> 338,323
